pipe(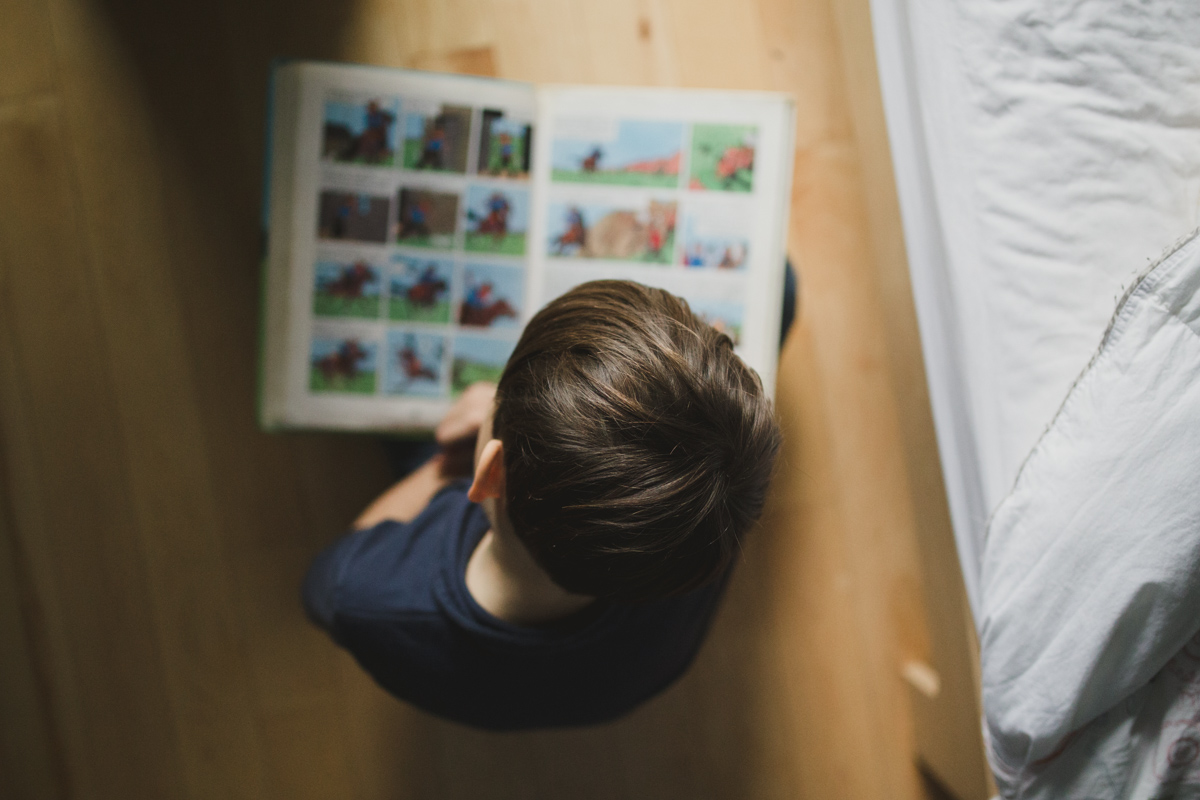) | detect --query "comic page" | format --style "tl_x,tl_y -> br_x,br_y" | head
528,87 -> 794,397
263,63 -> 535,430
